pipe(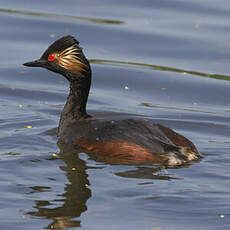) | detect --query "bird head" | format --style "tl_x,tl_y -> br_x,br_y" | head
23,36 -> 91,81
